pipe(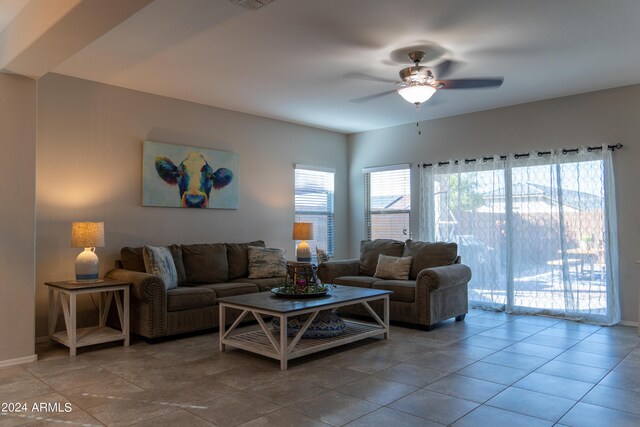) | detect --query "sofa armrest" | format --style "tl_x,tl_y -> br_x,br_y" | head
317,259 -> 360,284
416,264 -> 472,292
106,268 -> 166,303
